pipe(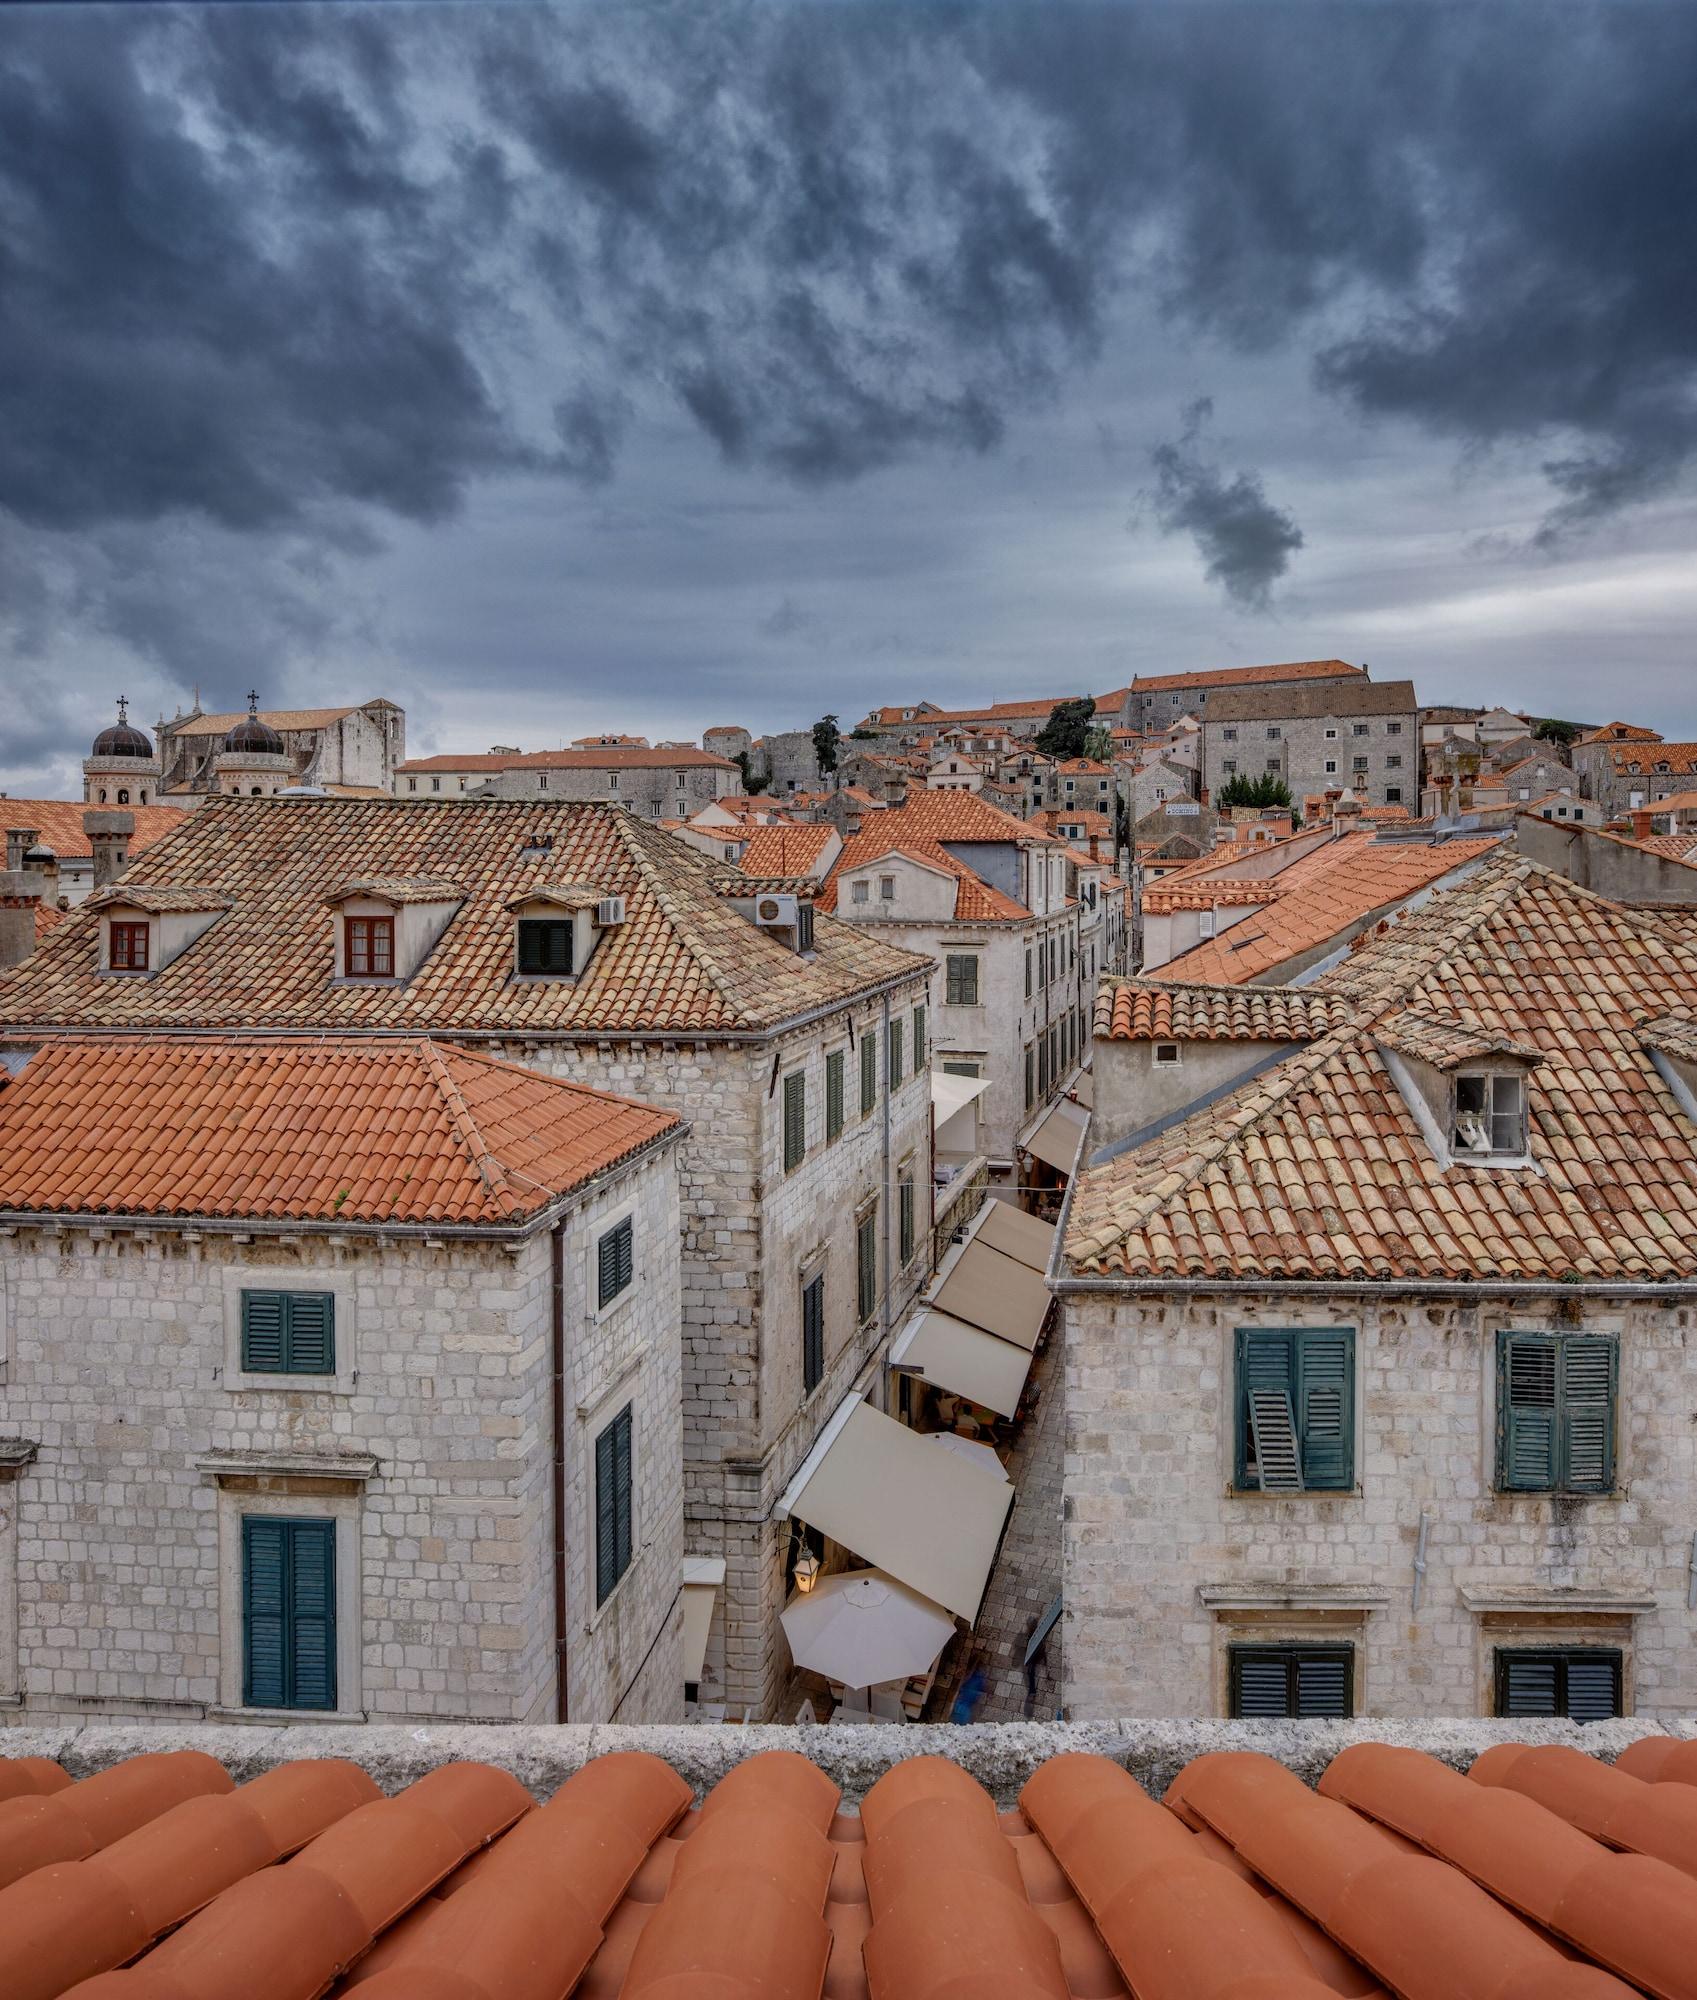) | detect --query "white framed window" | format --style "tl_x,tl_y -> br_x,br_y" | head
1452,1072 -> 1528,1160
1153,1042 -> 1182,1067
879,876 -> 896,900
